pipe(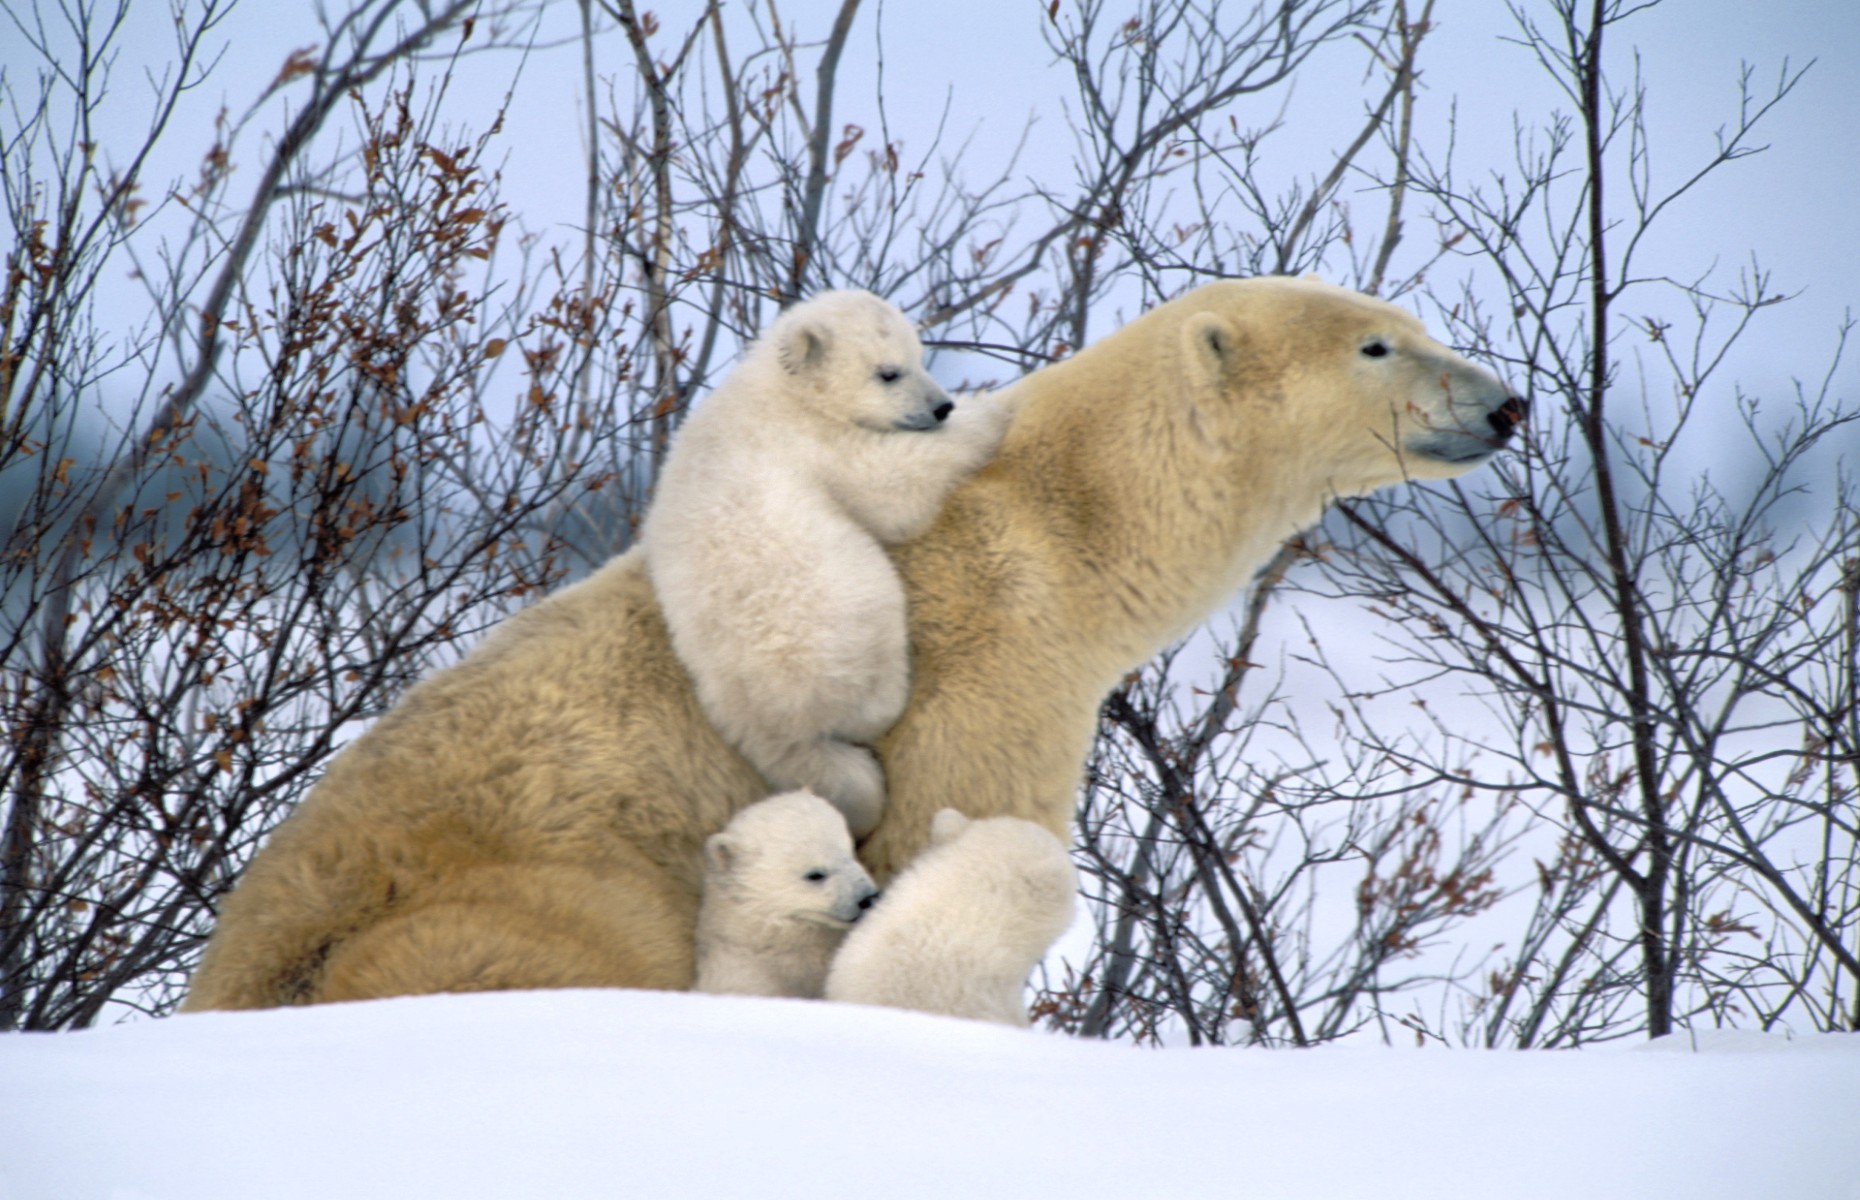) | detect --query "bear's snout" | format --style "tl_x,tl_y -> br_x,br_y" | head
931,400 -> 954,424
1488,395 -> 1528,439
858,890 -> 881,912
